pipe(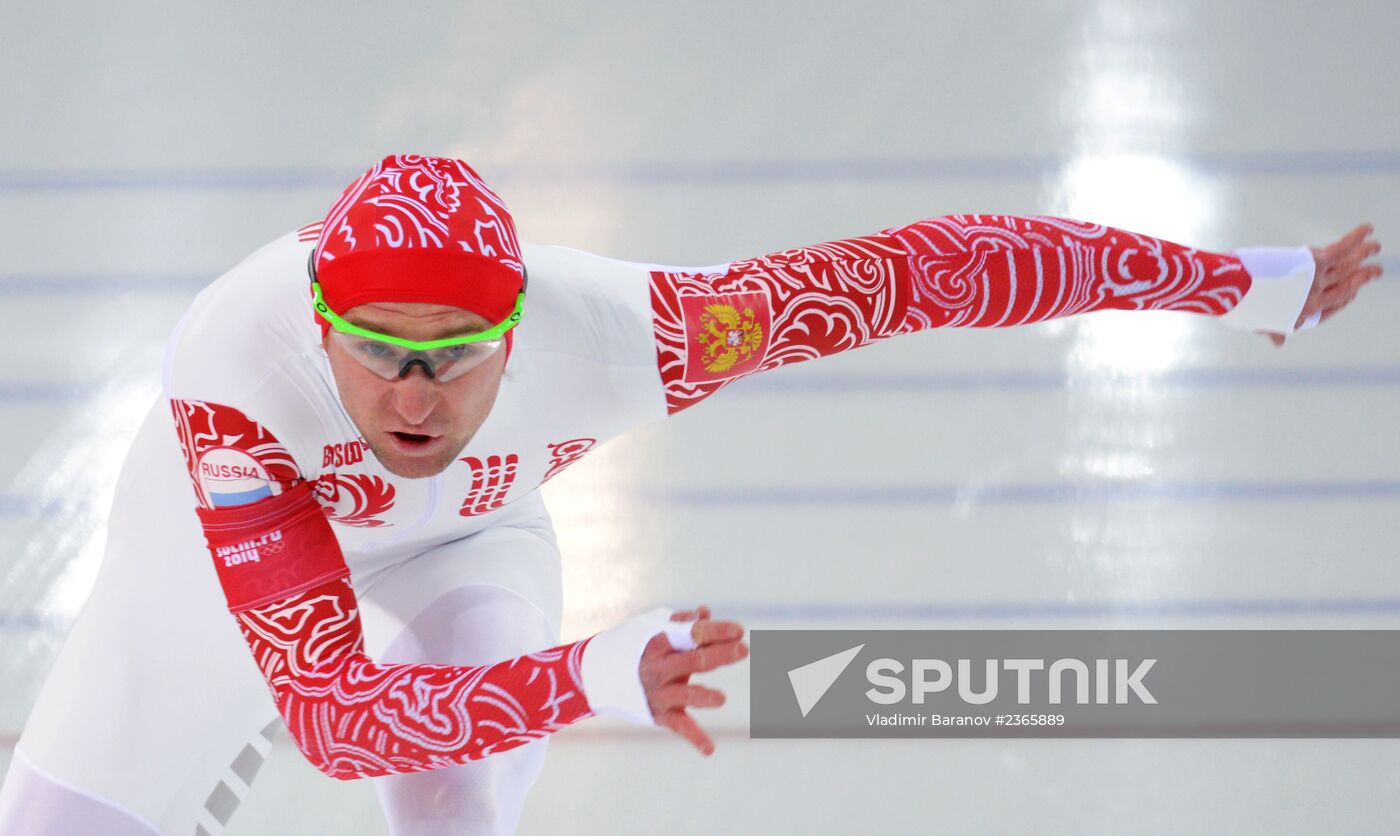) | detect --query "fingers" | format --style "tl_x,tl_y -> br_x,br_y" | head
1316,224 -> 1380,287
1337,240 -> 1381,276
654,682 -> 727,710
645,622 -> 745,659
1329,224 -> 1374,259
1318,279 -> 1361,309
658,708 -> 716,756
658,636 -> 750,680
1307,225 -> 1381,325
1328,286 -> 1360,316
691,619 -> 744,644
645,607 -> 743,756
1274,225 -> 1379,345
1302,282 -> 1361,331
664,610 -> 745,654
1317,251 -> 1374,305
